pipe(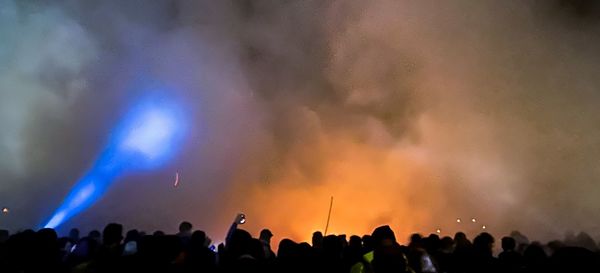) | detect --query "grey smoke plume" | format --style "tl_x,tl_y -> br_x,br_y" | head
1,0 -> 600,243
